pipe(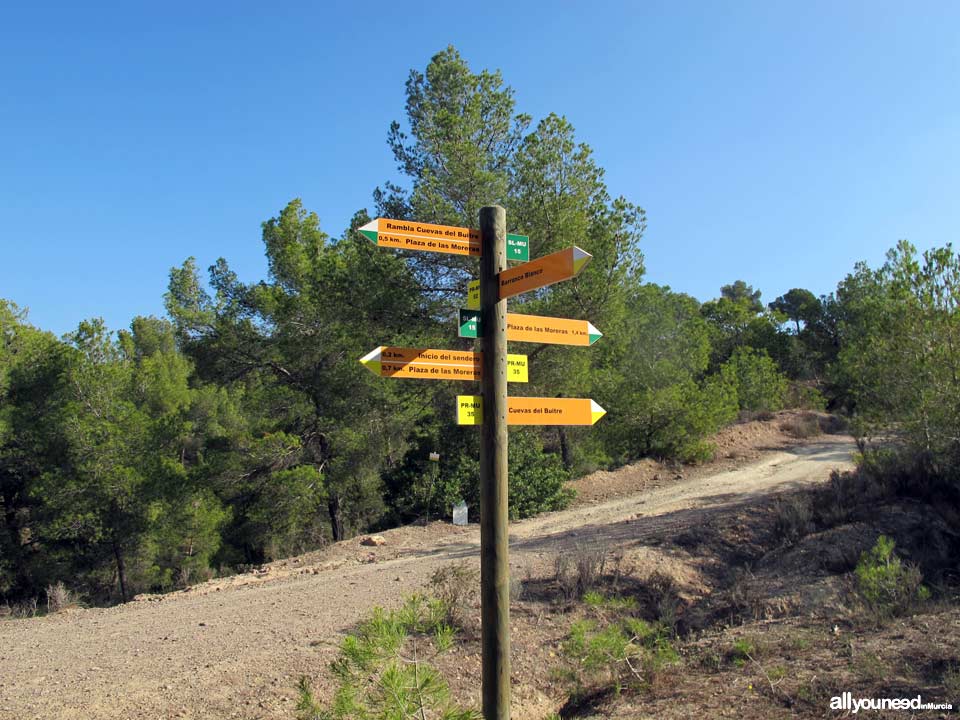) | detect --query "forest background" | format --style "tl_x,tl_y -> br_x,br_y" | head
2,48 -> 957,605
